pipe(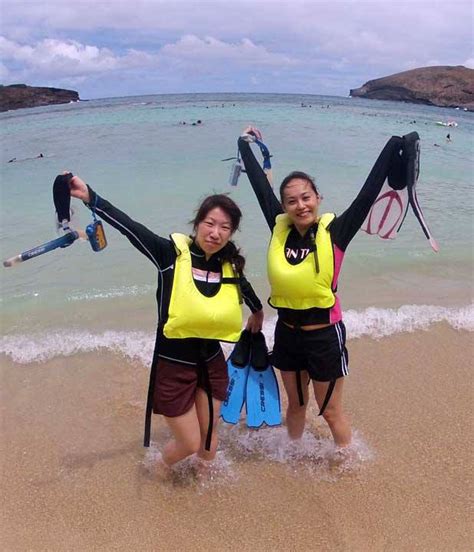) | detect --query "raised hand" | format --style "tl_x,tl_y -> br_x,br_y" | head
68,174 -> 91,203
242,126 -> 263,141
